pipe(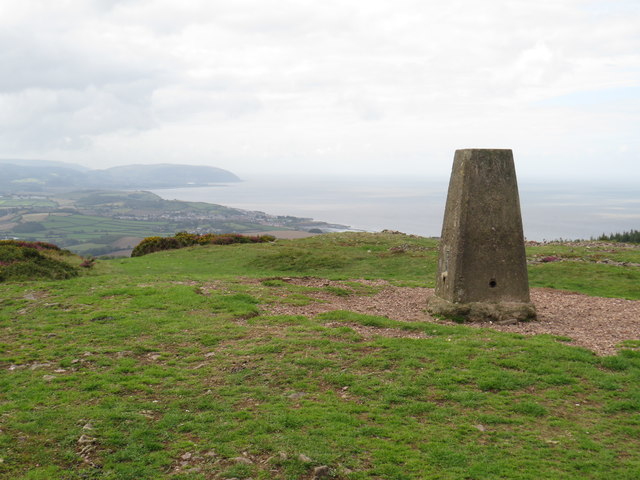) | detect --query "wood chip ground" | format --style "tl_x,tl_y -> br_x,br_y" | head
262,279 -> 640,356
